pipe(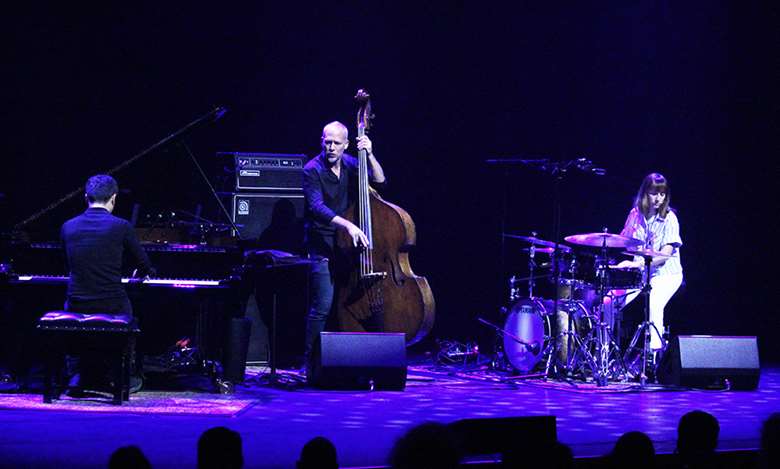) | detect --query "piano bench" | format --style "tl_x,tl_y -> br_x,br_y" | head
36,311 -> 141,405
